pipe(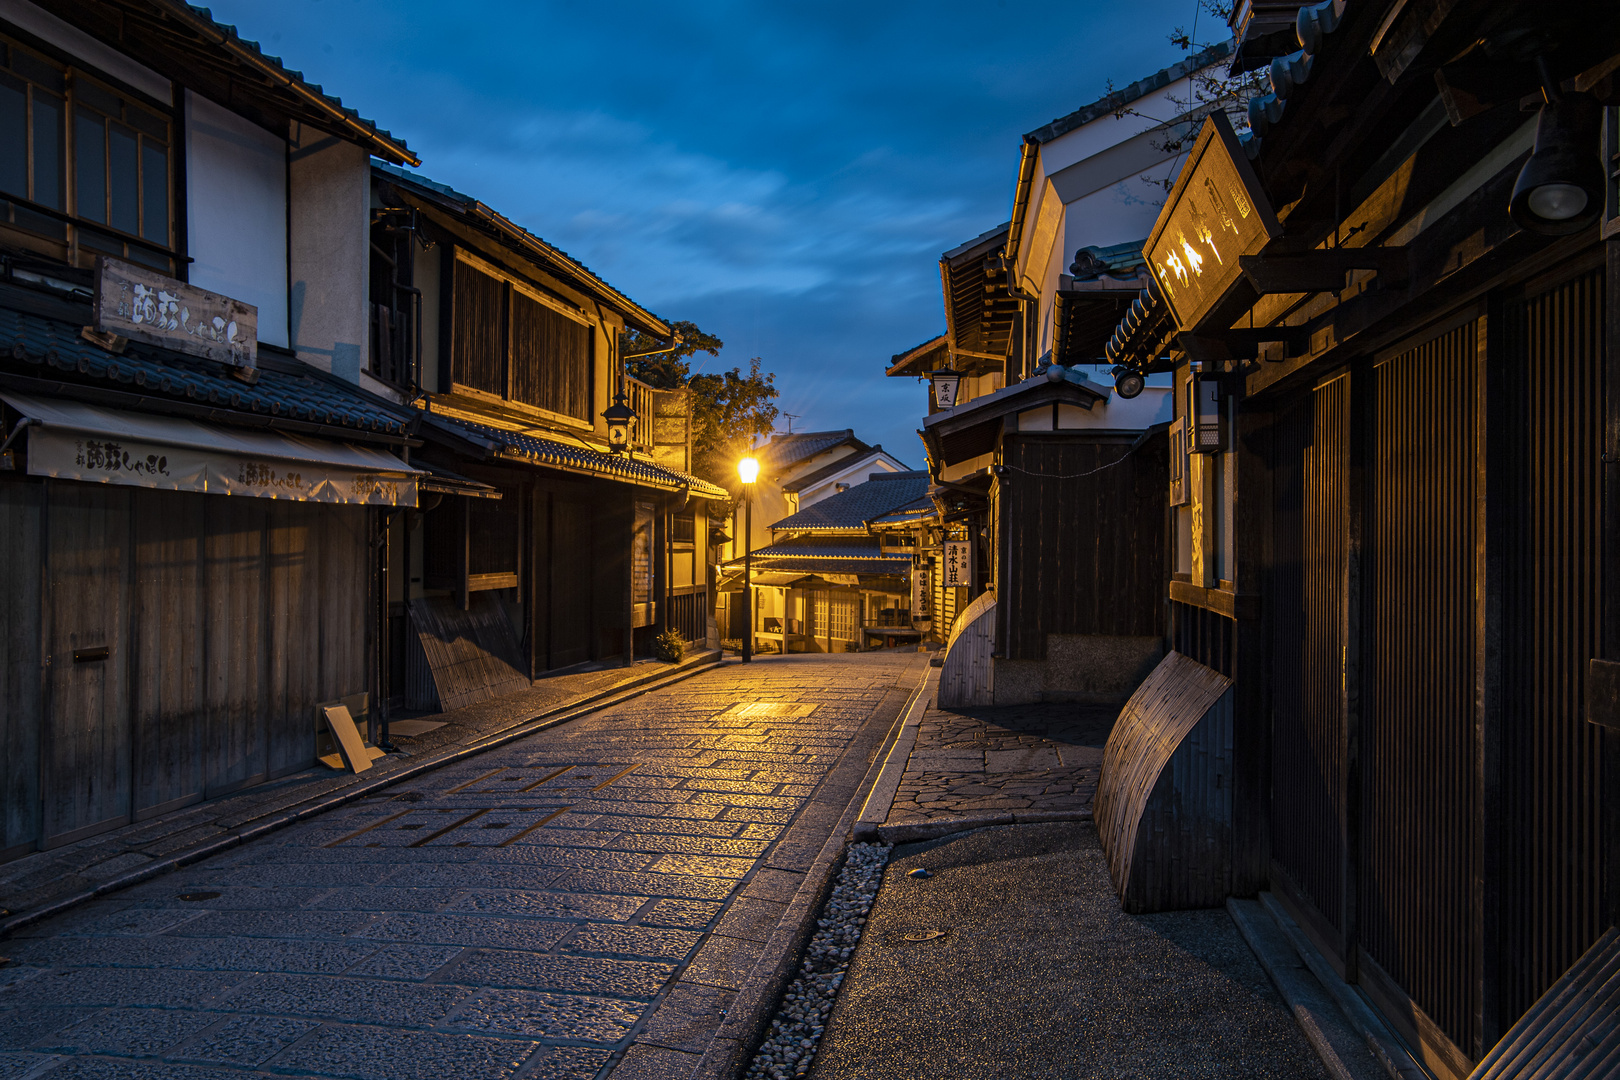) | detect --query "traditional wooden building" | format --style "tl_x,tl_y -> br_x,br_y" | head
722,471 -> 926,654
1103,0 -> 1620,1072
366,165 -> 726,709
0,0 -> 423,856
